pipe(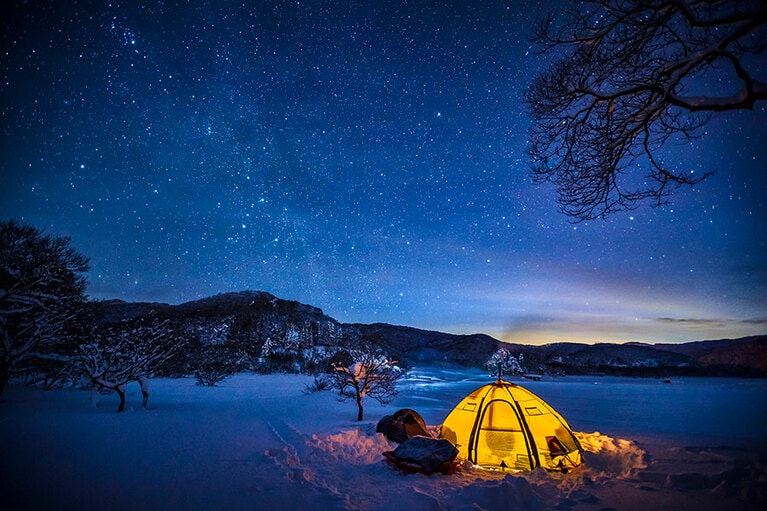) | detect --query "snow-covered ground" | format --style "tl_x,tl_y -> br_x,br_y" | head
1,368 -> 765,510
